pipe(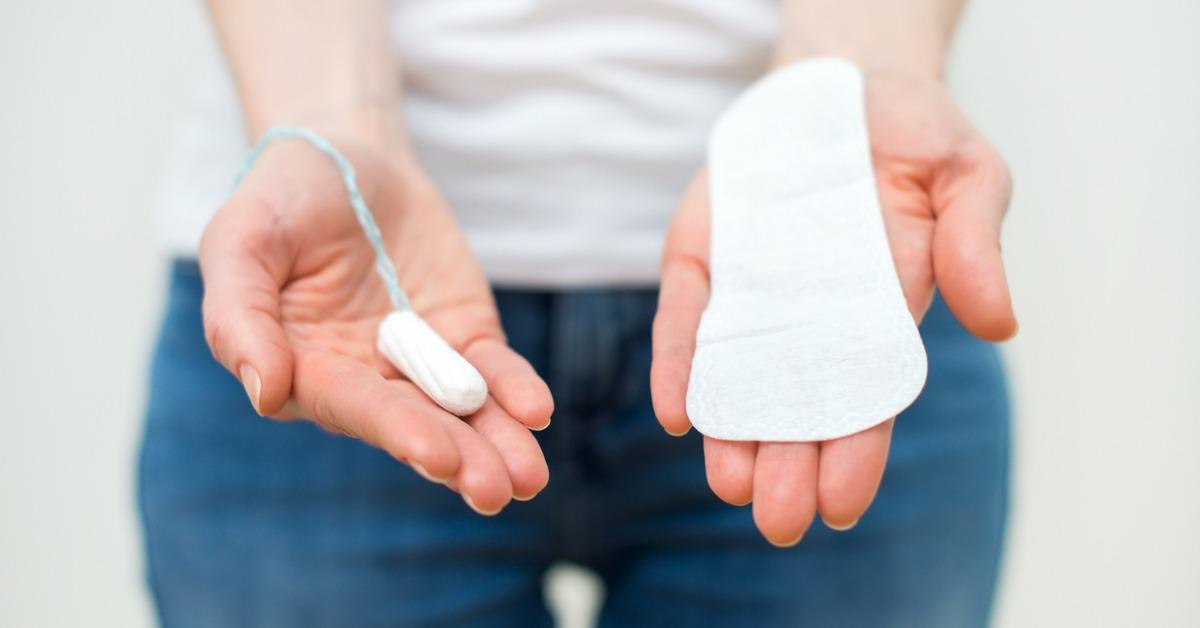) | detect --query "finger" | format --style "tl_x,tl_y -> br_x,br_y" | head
435,411 -> 515,515
198,199 -> 295,416
463,337 -> 553,430
752,442 -> 819,547
817,419 -> 894,530
932,138 -> 1018,341
651,173 -> 711,436
704,437 -> 757,506
292,352 -> 461,482
877,190 -> 937,322
466,399 -> 550,501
